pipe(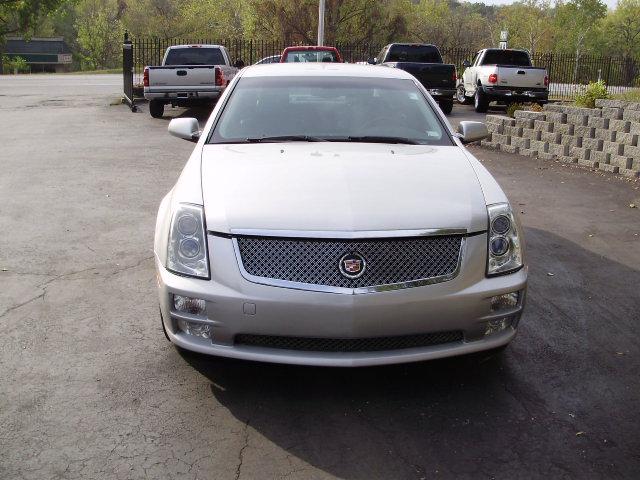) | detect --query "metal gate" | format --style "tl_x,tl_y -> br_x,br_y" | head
122,32 -> 136,111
